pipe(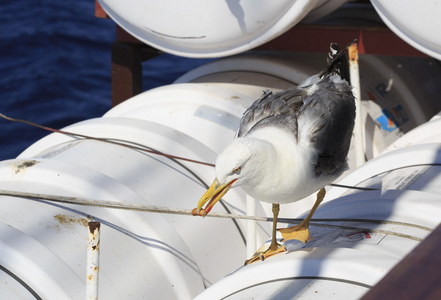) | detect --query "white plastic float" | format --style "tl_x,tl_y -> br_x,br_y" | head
306,2 -> 384,26
371,0 -> 441,60
103,83 -> 261,153
97,0 -> 347,58
382,112 -> 441,154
